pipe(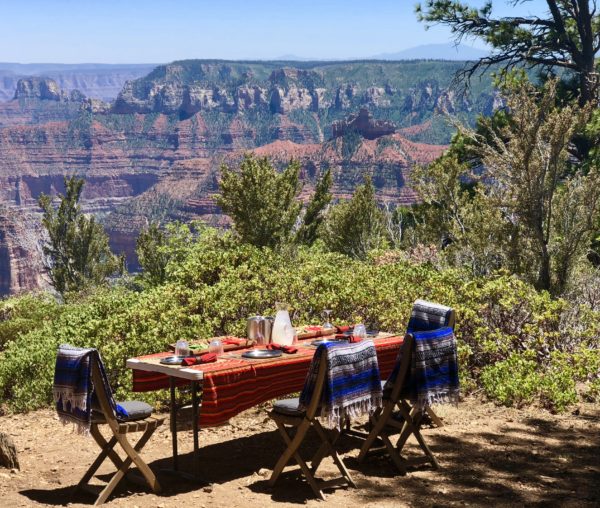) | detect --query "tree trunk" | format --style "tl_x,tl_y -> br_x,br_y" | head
537,247 -> 552,292
0,432 -> 19,470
